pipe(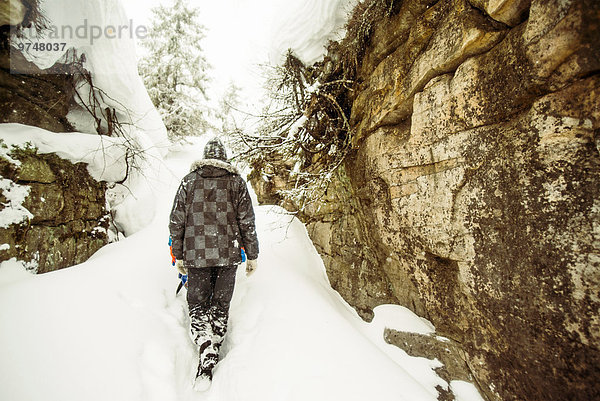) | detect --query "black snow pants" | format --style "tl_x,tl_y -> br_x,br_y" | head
187,266 -> 237,373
